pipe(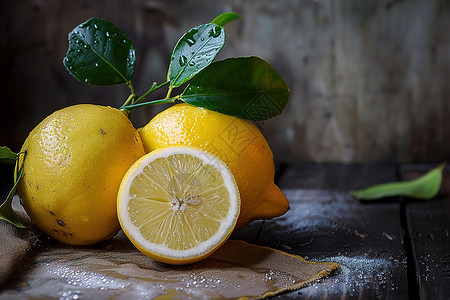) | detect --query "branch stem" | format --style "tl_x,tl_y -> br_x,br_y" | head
134,81 -> 170,104
165,85 -> 174,99
121,96 -> 180,110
